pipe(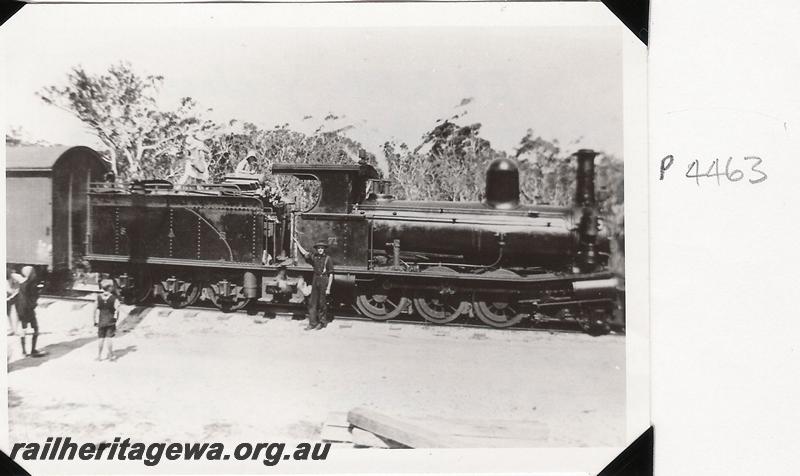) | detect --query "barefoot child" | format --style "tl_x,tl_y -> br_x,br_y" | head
94,280 -> 120,361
